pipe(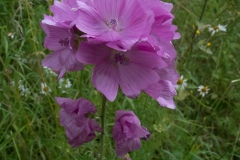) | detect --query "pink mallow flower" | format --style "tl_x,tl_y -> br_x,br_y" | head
138,0 -> 180,60
75,0 -> 148,51
55,97 -> 101,147
76,41 -> 168,102
113,110 -> 150,158
144,61 -> 179,109
41,15 -> 83,79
